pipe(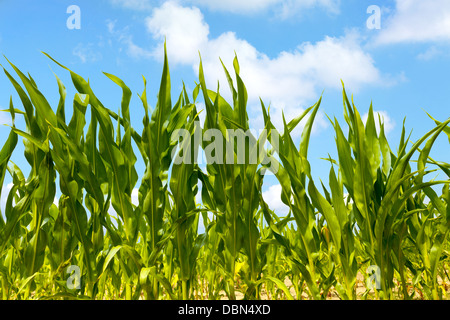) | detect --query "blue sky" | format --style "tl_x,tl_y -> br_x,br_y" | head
1,0 -> 450,214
